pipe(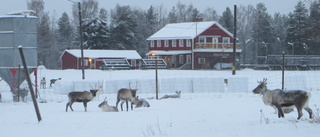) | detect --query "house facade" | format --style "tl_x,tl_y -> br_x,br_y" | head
146,21 -> 241,69
61,49 -> 142,70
